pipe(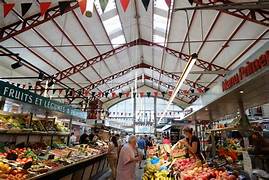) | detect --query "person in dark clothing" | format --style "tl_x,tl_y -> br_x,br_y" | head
88,132 -> 95,142
181,127 -> 201,159
146,137 -> 153,147
79,130 -> 89,144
